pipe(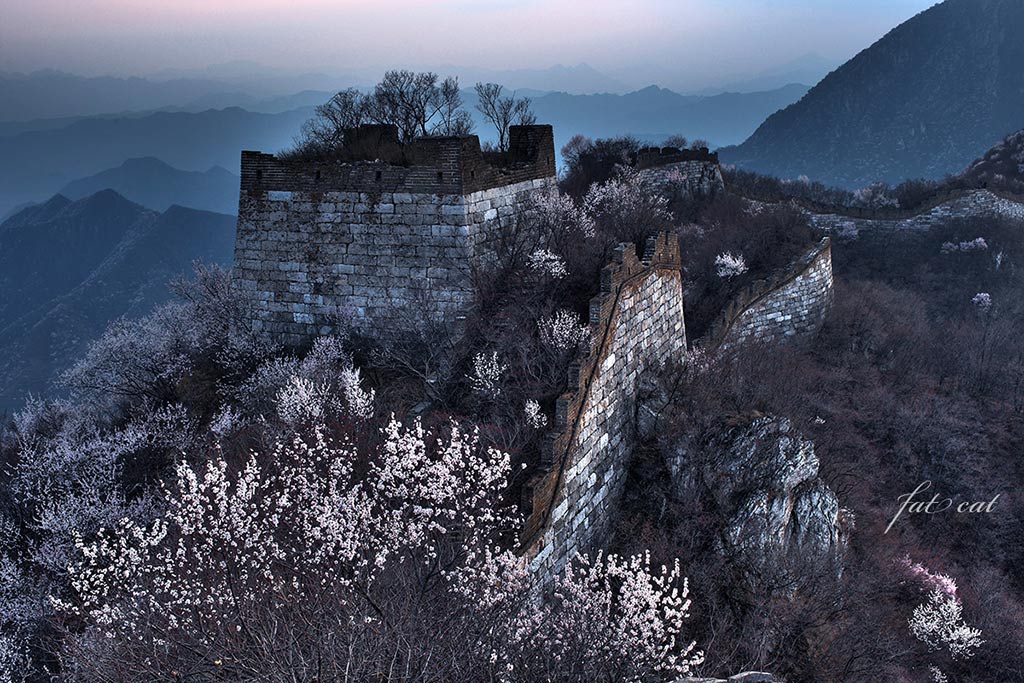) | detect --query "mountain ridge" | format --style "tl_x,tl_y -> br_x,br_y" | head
720,0 -> 1024,188
0,190 -> 236,410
